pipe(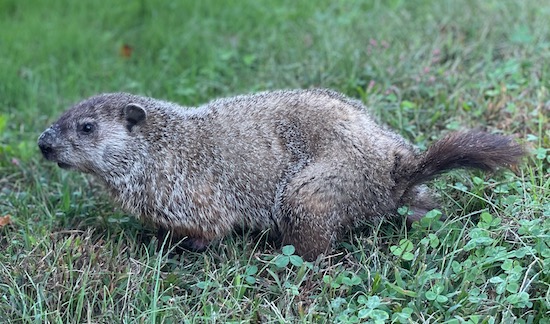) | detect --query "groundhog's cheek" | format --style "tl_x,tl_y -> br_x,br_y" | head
102,145 -> 119,162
